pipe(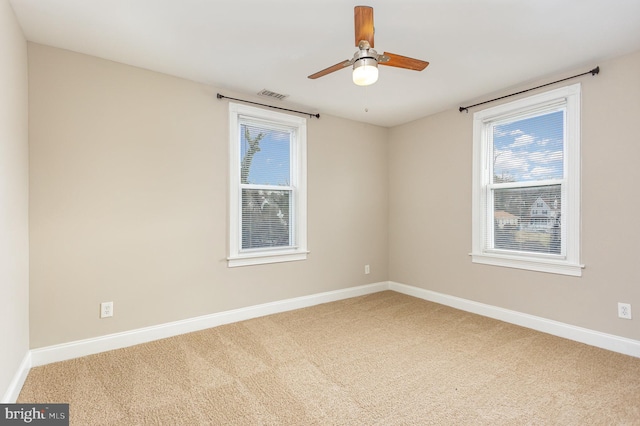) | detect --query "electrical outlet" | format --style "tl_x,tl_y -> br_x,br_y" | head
618,302 -> 632,320
100,301 -> 113,318
364,264 -> 370,274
